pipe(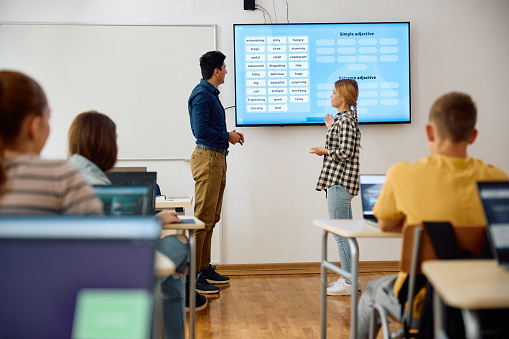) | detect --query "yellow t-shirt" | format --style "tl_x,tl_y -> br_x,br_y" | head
373,154 -> 508,317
